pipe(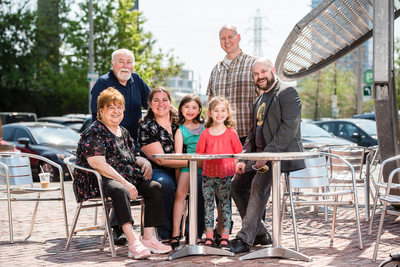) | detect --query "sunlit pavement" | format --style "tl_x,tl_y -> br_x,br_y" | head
1,181 -> 399,266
